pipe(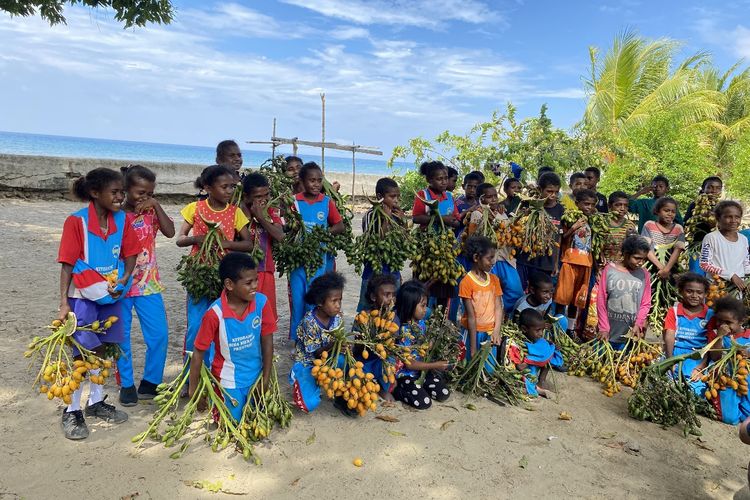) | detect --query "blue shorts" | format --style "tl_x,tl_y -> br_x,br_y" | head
68,298 -> 124,352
